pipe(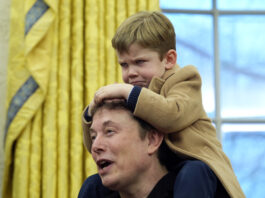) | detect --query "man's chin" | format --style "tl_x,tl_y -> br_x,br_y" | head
101,176 -> 120,191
